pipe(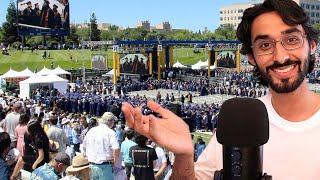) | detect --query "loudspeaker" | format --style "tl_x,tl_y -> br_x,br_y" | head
168,103 -> 181,117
